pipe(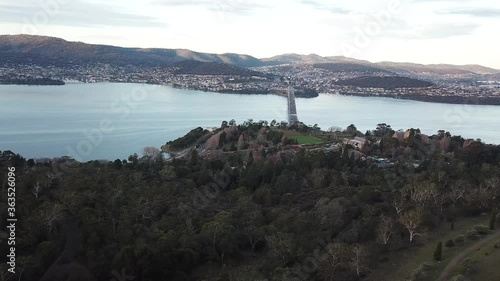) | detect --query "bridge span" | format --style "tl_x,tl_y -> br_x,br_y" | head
287,88 -> 299,125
